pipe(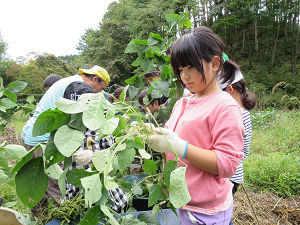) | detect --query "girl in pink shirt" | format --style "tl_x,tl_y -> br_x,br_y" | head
148,26 -> 245,224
